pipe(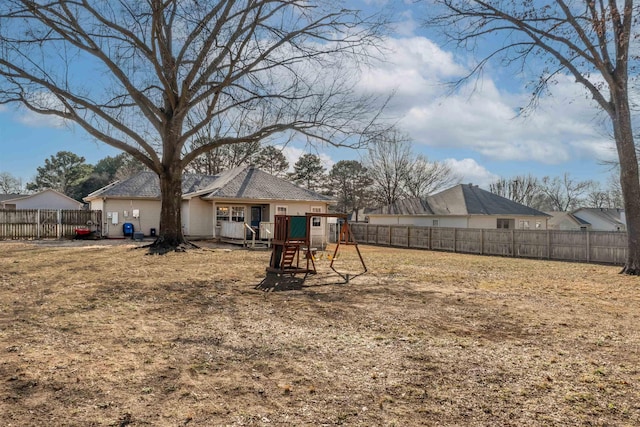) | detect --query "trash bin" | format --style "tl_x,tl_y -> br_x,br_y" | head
150,228 -> 156,237
123,222 -> 134,237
